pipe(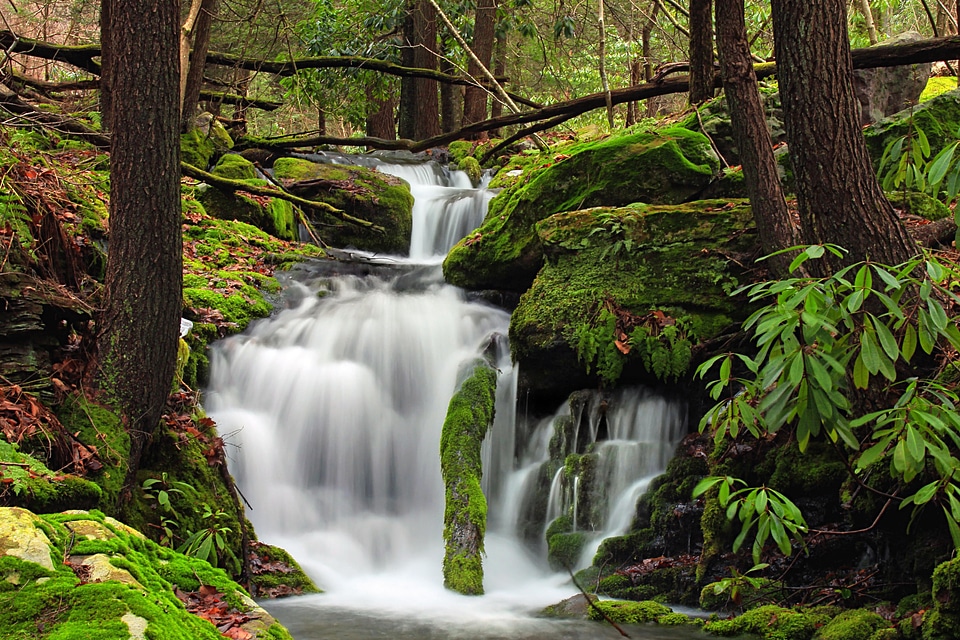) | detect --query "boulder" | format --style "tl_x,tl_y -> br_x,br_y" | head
443,128 -> 720,292
853,32 -> 930,126
273,157 -> 413,254
509,200 -> 757,397
181,113 -> 234,169
211,153 -> 257,181
864,88 -> 960,169
196,179 -> 297,242
0,508 -> 294,639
